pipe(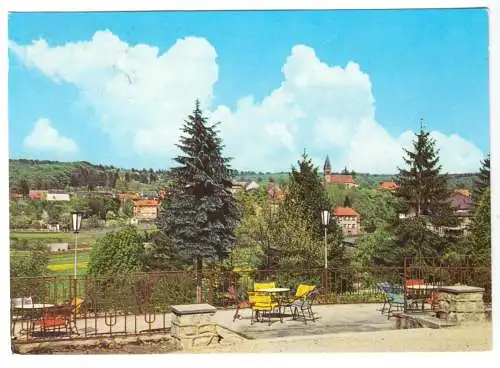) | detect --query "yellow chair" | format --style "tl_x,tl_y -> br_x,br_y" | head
71,297 -> 85,317
248,291 -> 279,325
282,284 -> 316,315
254,282 -> 276,291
